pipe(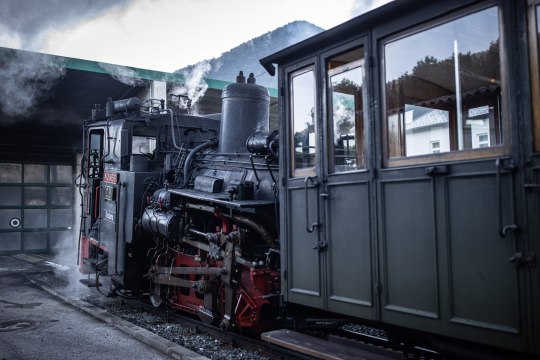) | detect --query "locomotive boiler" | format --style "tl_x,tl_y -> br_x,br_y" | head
79,72 -> 280,333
